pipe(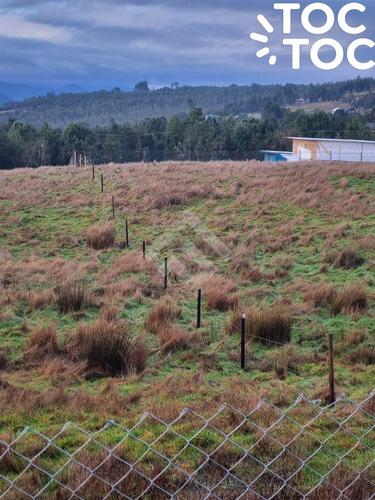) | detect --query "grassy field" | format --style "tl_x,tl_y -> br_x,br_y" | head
0,160 -> 374,497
